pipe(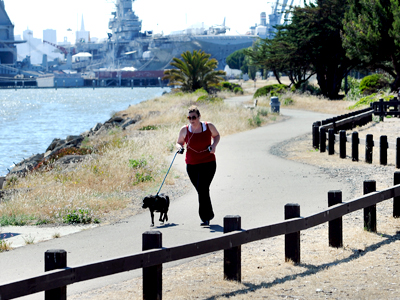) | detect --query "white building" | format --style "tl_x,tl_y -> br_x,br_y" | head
76,15 -> 90,43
